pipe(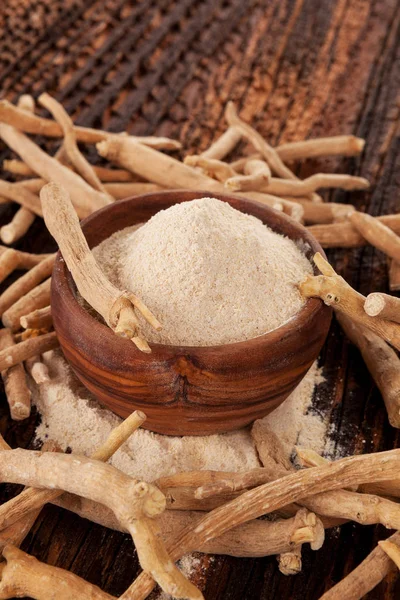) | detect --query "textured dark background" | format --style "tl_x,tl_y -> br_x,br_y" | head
0,0 -> 400,598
